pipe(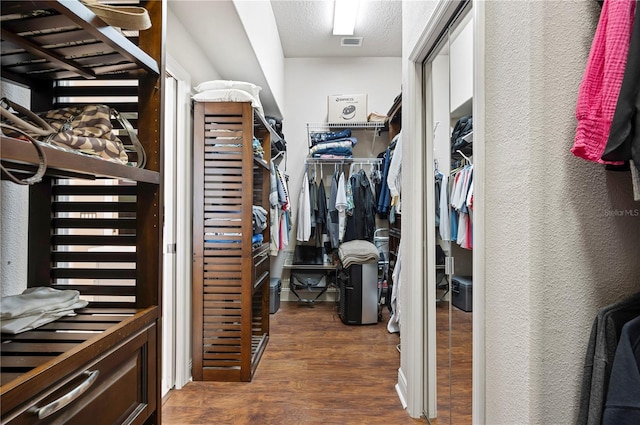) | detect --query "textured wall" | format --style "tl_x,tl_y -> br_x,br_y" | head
484,2 -> 640,424
1,82 -> 30,297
